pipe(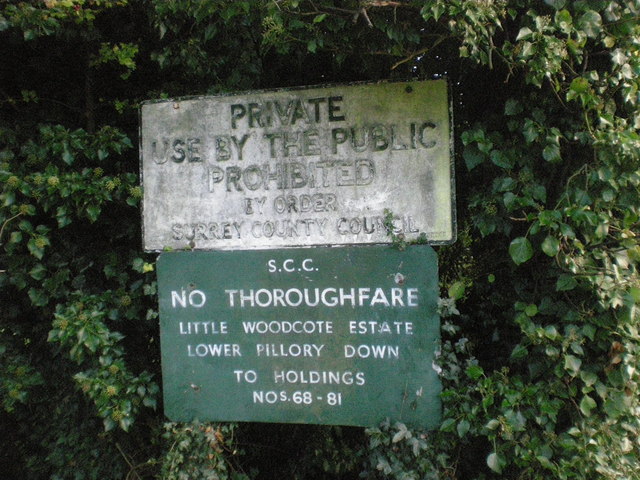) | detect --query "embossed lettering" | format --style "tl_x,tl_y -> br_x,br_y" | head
206,160 -> 375,193
230,96 -> 346,129
172,222 -> 243,241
